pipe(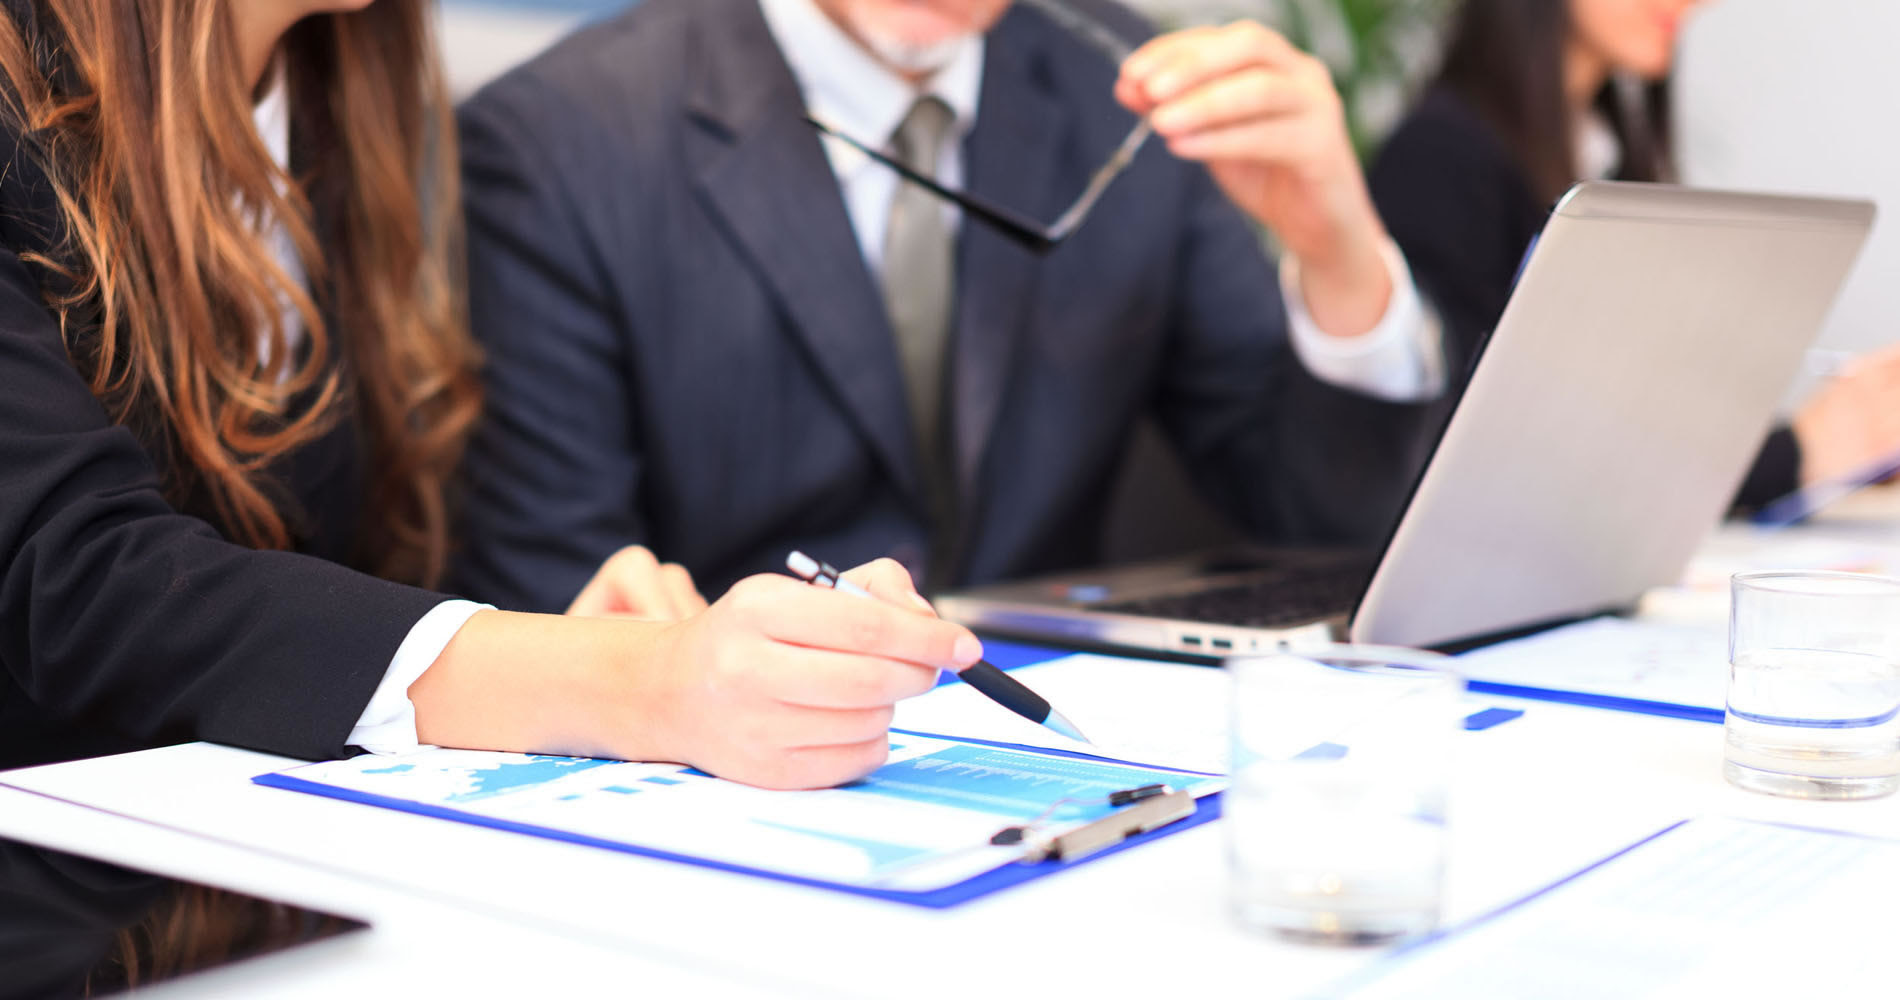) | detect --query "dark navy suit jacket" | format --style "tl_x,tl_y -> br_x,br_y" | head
453,0 -> 1440,611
